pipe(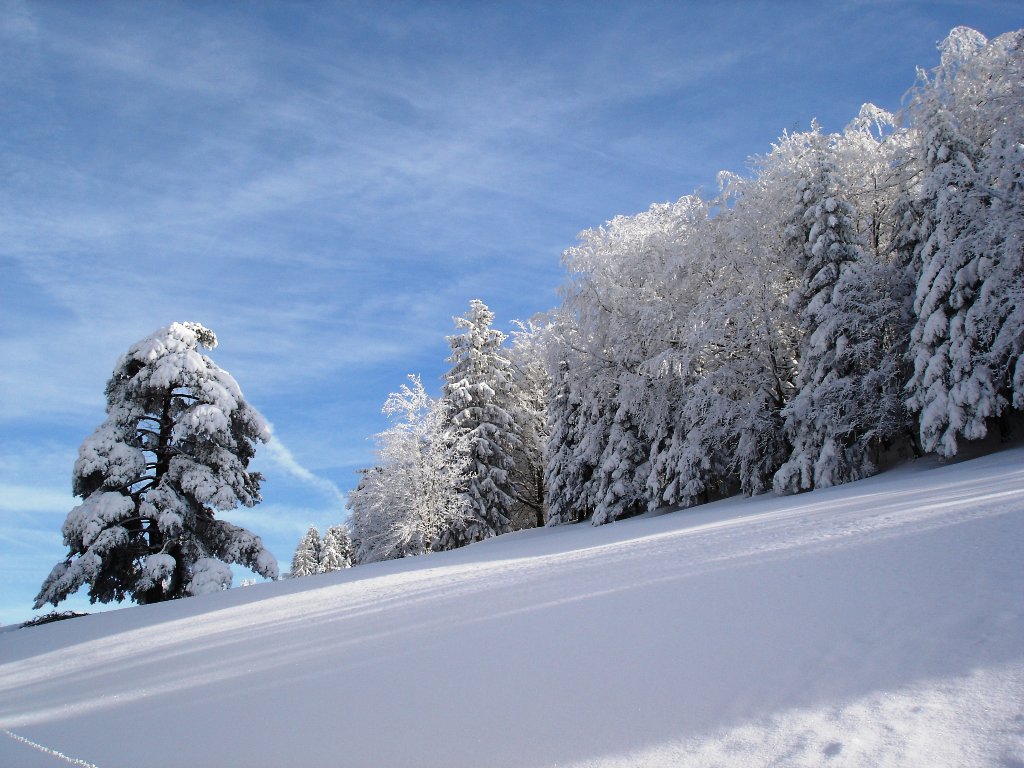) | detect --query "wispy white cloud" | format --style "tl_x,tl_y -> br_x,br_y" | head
4,0 -> 1019,625
260,434 -> 347,507
223,503 -> 338,540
